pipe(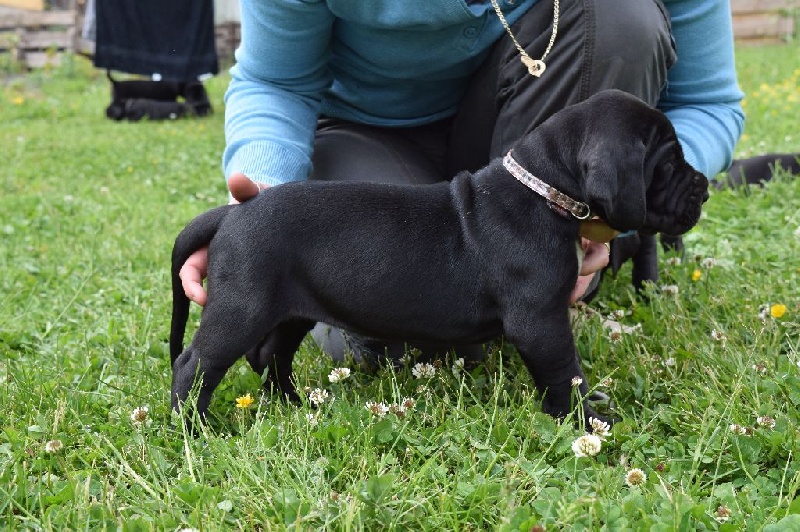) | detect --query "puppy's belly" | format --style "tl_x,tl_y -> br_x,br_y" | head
292,282 -> 504,345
